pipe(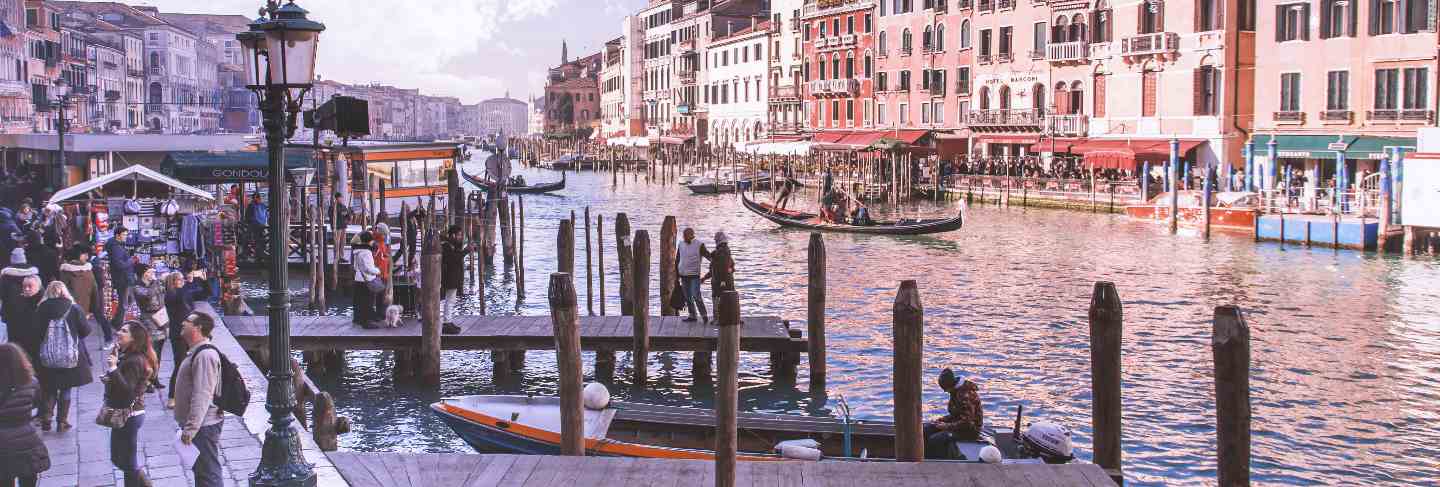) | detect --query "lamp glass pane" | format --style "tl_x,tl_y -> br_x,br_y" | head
264,29 -> 318,86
